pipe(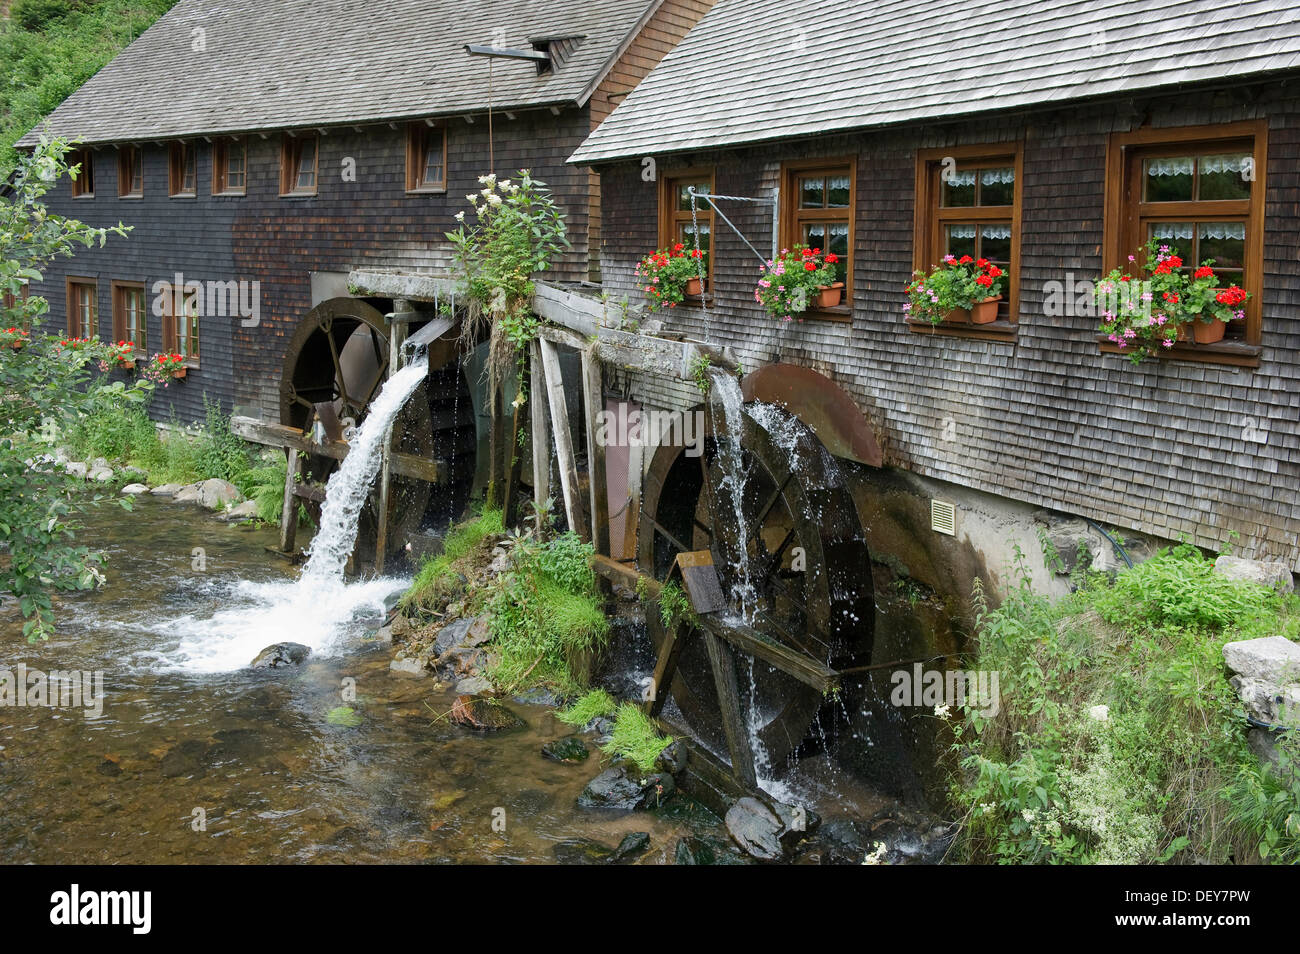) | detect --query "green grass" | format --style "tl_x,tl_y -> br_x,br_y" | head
555,688 -> 617,727
485,531 -> 608,693
950,543 -> 1300,865
602,703 -> 672,773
